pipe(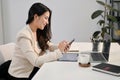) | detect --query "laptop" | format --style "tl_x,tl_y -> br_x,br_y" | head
90,51 -> 109,62
81,51 -> 109,63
